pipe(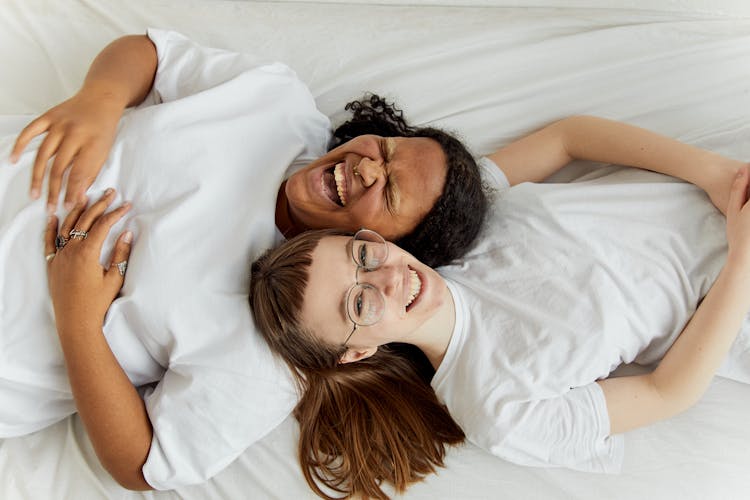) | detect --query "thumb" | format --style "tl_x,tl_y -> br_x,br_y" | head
728,167 -> 749,222
106,230 -> 133,289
